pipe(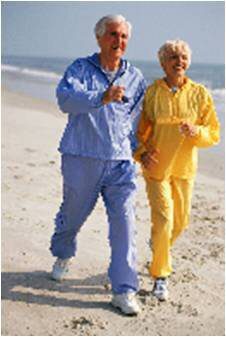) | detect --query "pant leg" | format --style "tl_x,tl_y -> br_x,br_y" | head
50,154 -> 104,259
101,160 -> 138,294
170,177 -> 194,245
146,179 -> 173,278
